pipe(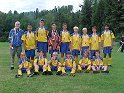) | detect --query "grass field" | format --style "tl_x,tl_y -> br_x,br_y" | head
0,42 -> 124,93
